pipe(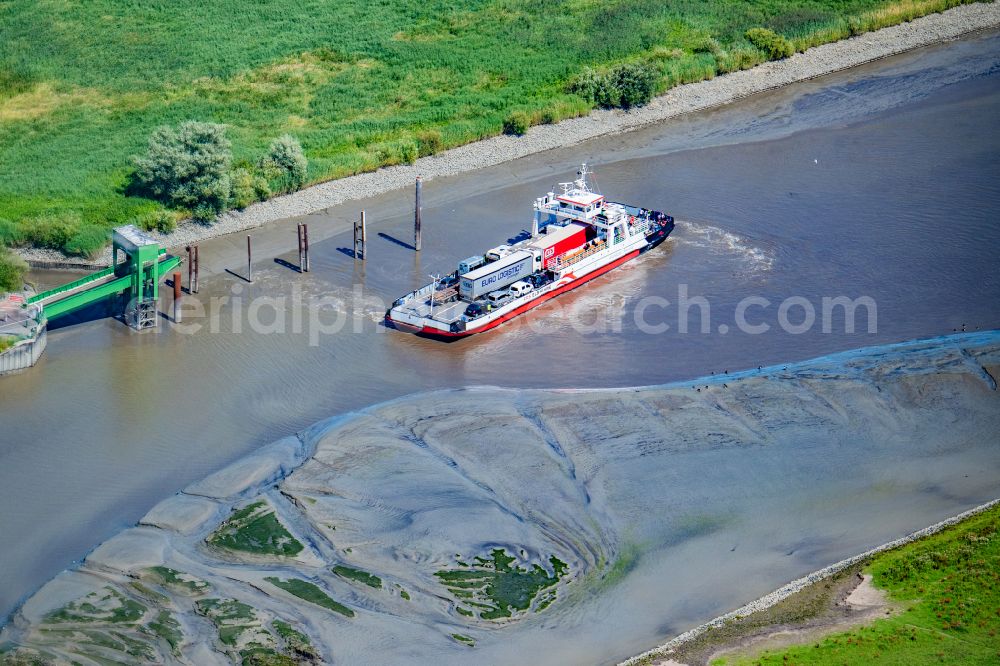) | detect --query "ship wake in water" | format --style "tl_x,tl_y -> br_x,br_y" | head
676,221 -> 775,275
